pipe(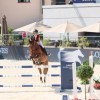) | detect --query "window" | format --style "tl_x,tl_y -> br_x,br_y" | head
18,0 -> 30,3
52,0 -> 66,5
